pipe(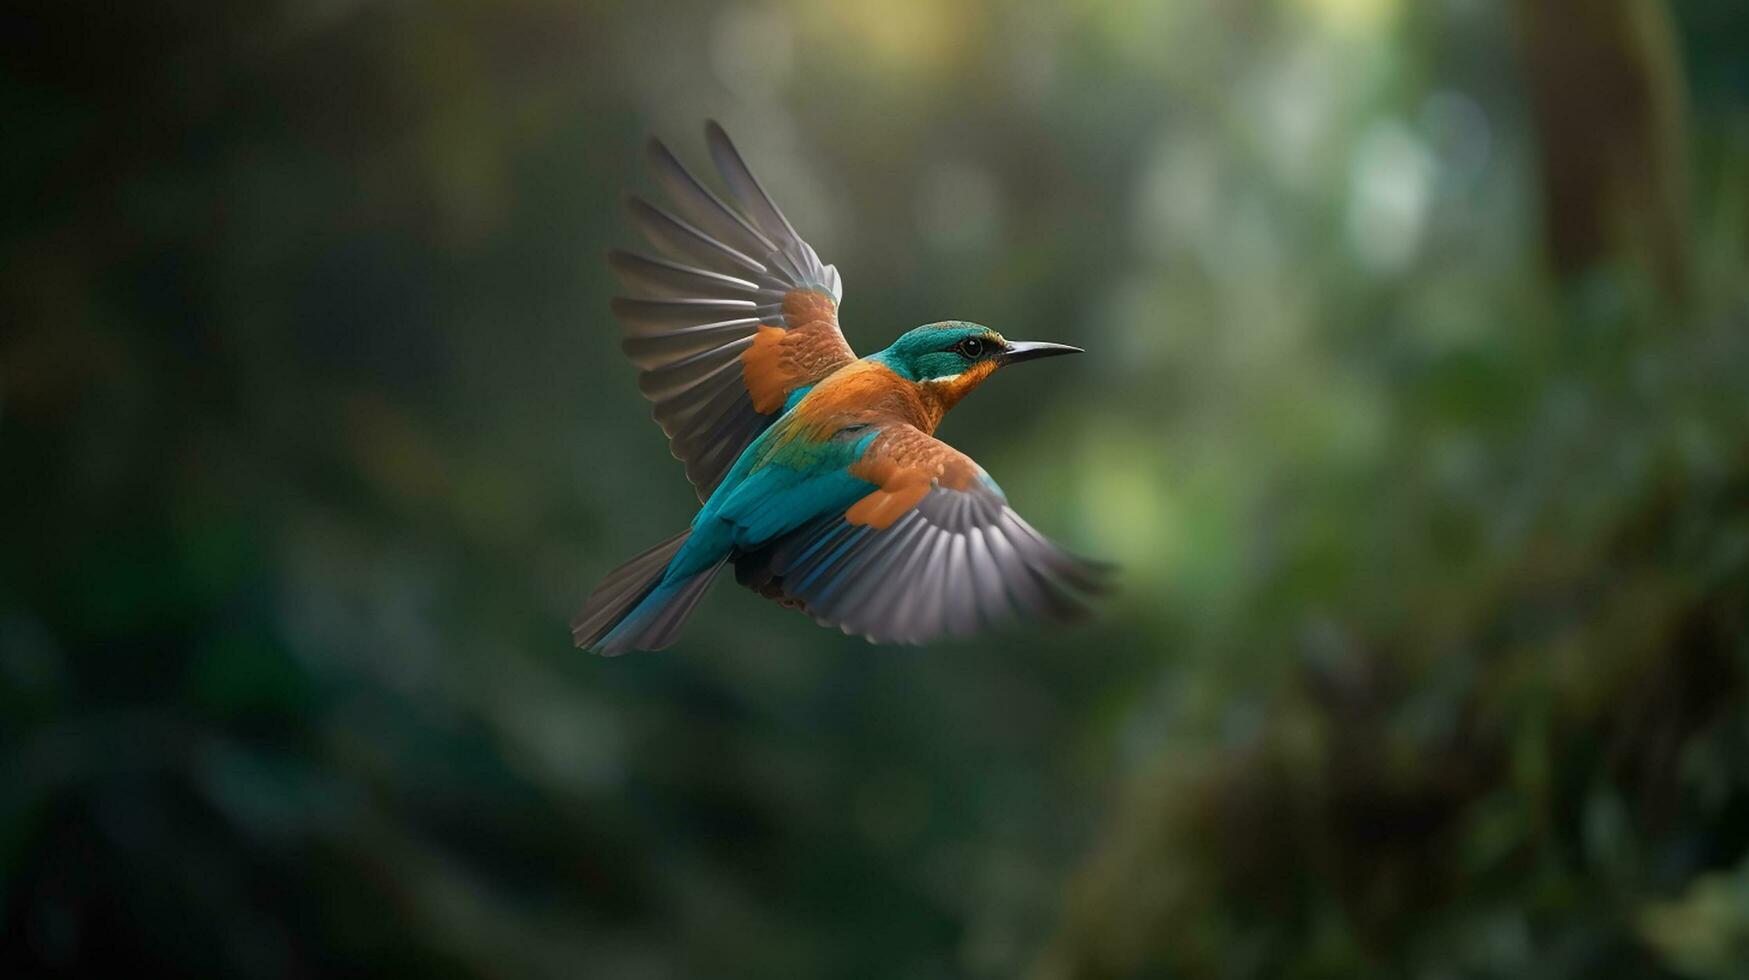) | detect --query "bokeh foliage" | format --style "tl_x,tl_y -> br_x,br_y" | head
3,0 -> 1749,977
